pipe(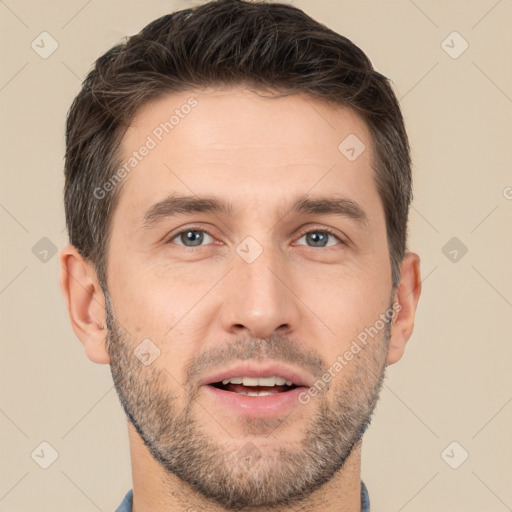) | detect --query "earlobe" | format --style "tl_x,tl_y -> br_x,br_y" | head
386,252 -> 422,366
59,245 -> 110,364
